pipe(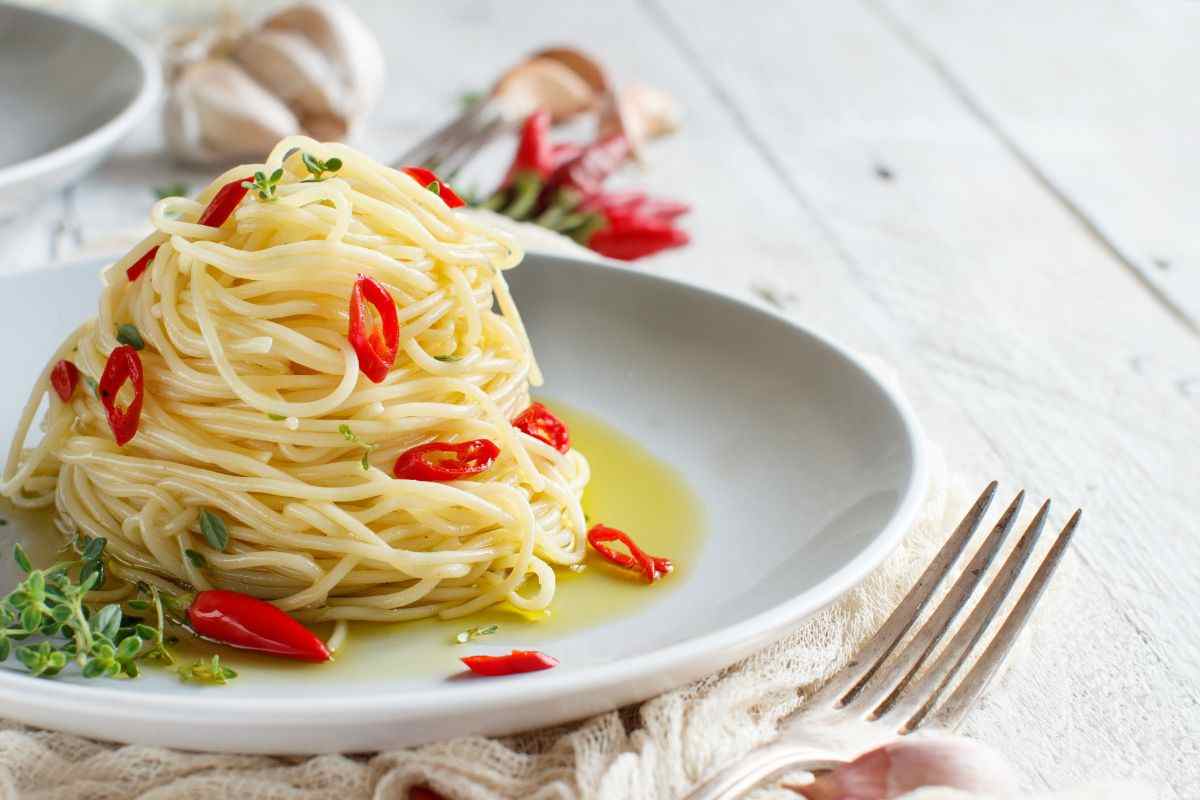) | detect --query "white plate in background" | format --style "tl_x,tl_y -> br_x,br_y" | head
0,4 -> 160,219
